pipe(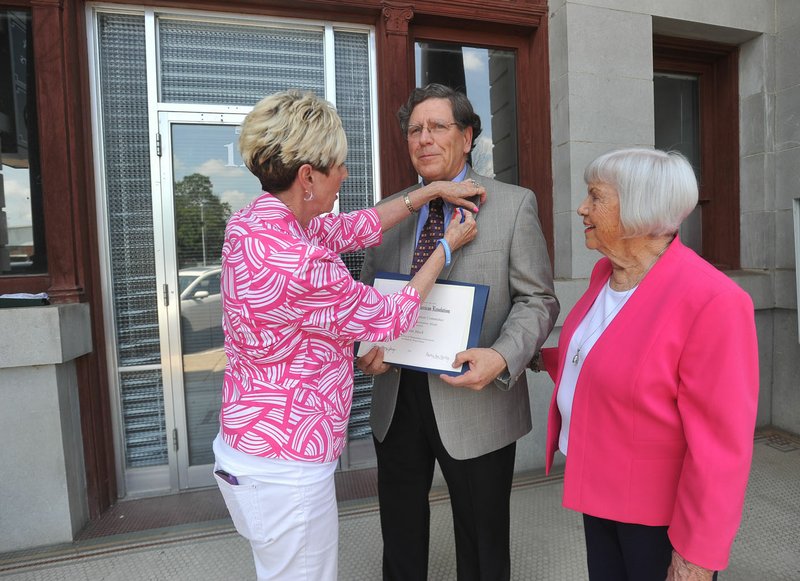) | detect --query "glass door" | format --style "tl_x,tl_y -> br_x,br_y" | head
156,112 -> 260,489
90,8 -> 379,494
